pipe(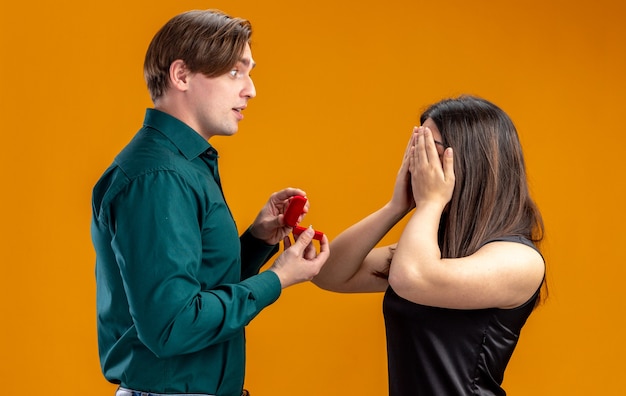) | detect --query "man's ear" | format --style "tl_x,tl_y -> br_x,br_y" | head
169,59 -> 190,92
